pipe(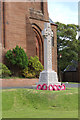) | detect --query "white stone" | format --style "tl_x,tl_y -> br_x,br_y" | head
42,23 -> 53,71
38,71 -> 60,86
37,23 -> 61,86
